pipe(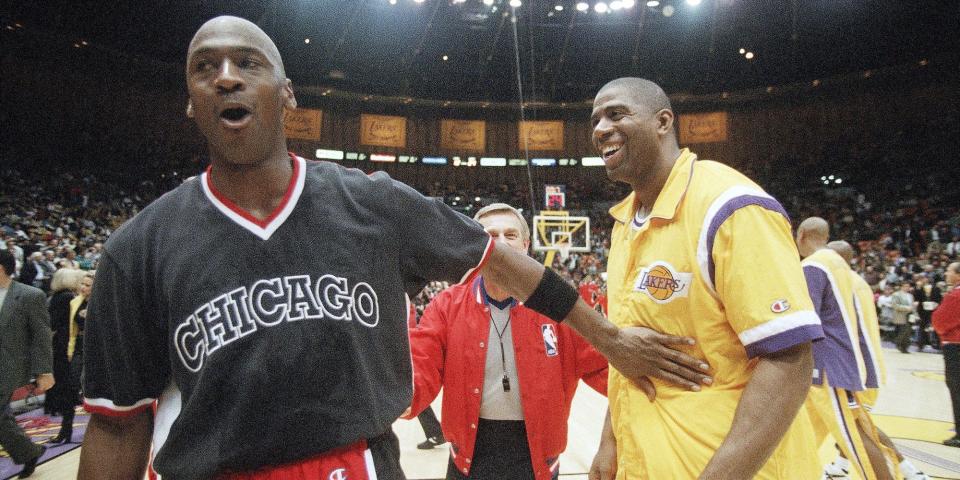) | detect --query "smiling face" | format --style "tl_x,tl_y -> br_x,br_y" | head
185,17 -> 296,166
591,83 -> 673,190
477,211 -> 529,255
